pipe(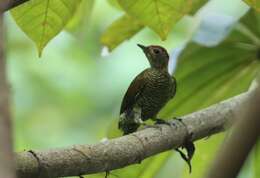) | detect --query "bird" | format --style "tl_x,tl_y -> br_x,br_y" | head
118,44 -> 195,173
118,44 -> 177,135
